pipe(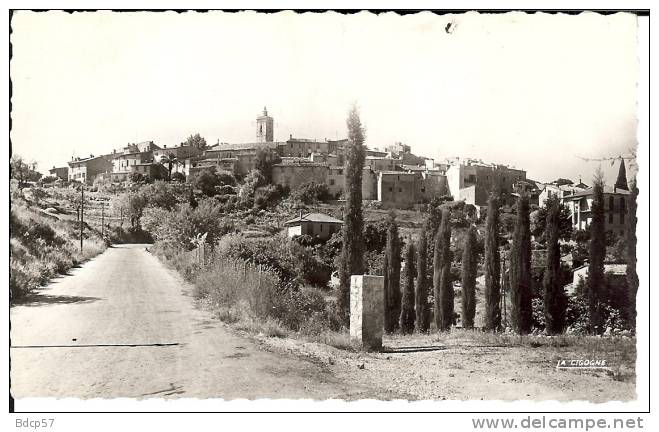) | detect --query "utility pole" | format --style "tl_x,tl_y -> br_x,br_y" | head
101,200 -> 105,238
80,184 -> 84,253
500,251 -> 507,329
